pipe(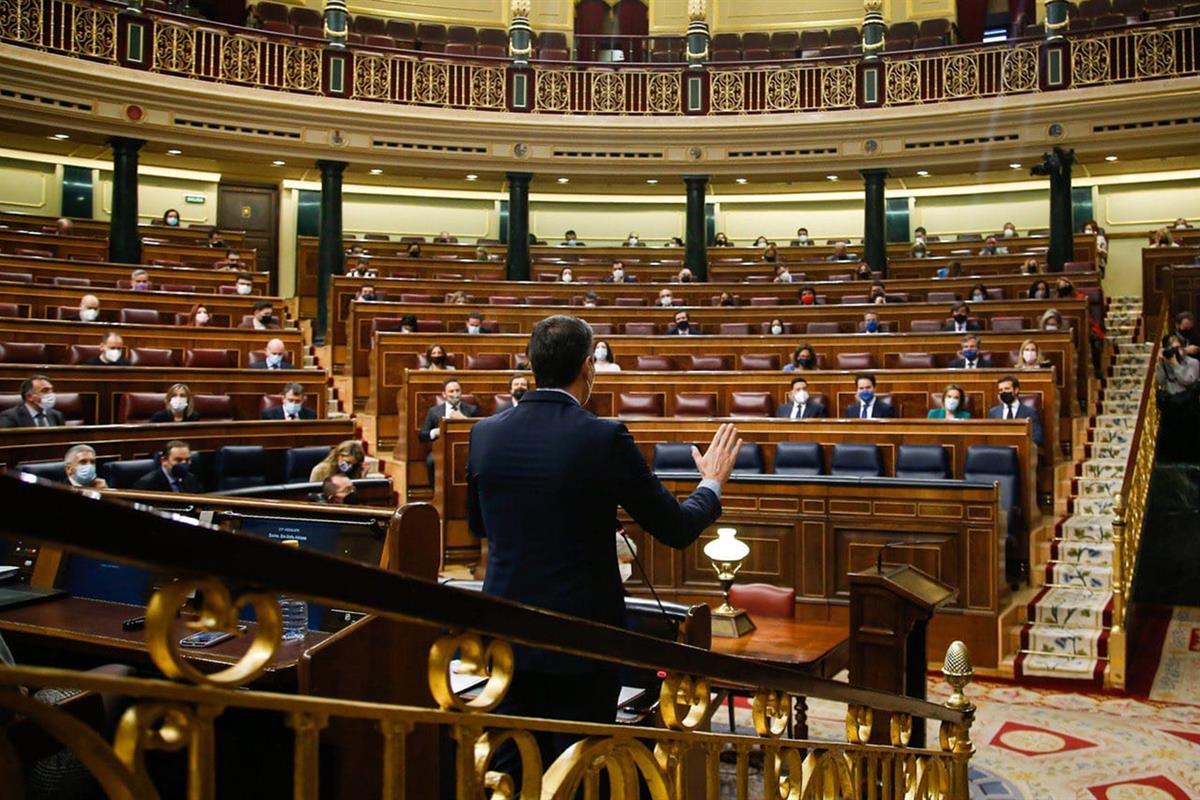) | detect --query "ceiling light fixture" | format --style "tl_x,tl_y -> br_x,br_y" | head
915,169 -> 929,177
1105,155 -> 1119,162
557,177 -> 569,184
465,174 -> 479,181
735,178 -> 748,185
646,179 -> 659,184
826,175 -> 838,181
51,133 -> 70,140
369,168 -> 383,175
1008,162 -> 1022,169
272,160 -> 286,166
166,149 -> 182,155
